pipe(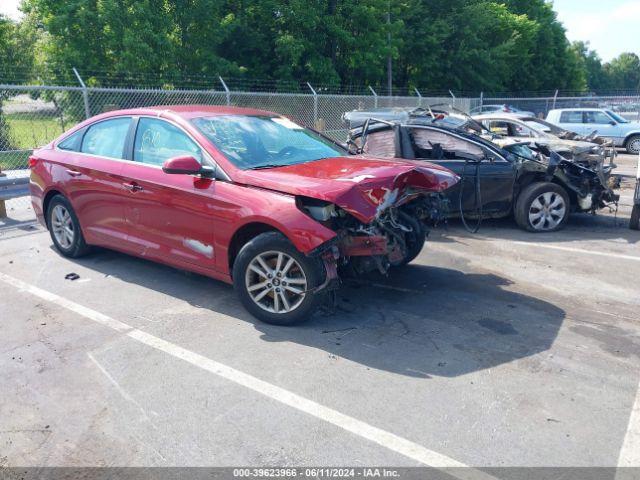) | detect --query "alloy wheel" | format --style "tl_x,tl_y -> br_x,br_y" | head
245,251 -> 308,314
528,192 -> 566,231
629,138 -> 640,155
51,204 -> 75,249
